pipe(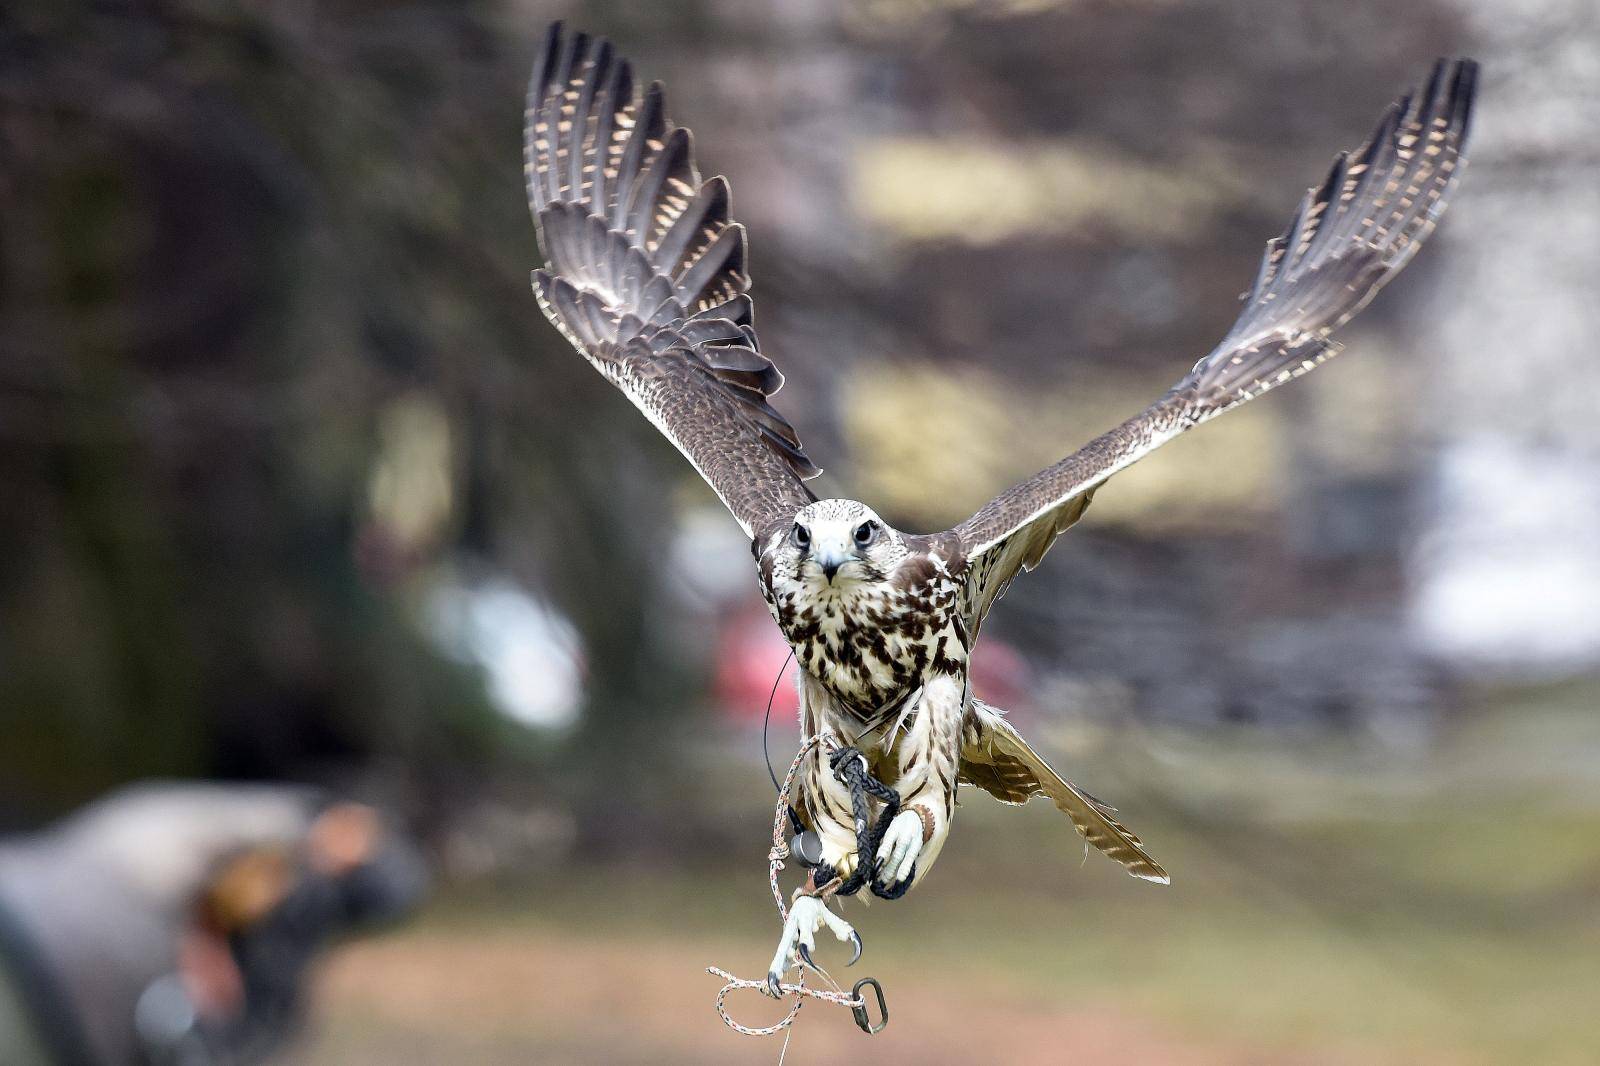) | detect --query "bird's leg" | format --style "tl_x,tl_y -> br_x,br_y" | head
875,674 -> 964,889
765,874 -> 861,997
766,746 -> 867,995
798,732 -> 872,882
